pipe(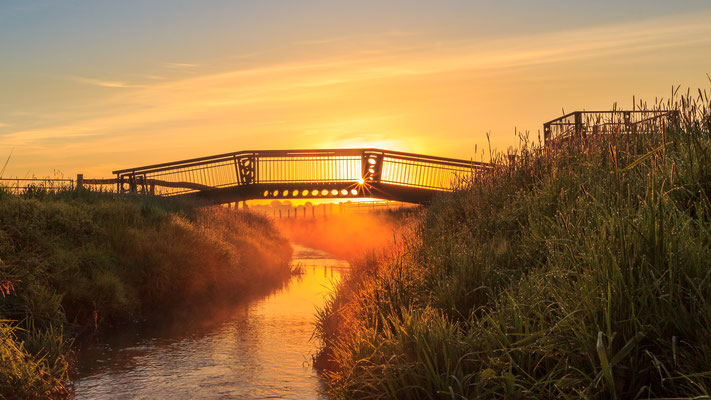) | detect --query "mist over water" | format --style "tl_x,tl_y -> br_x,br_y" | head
73,245 -> 348,399
277,210 -> 410,261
